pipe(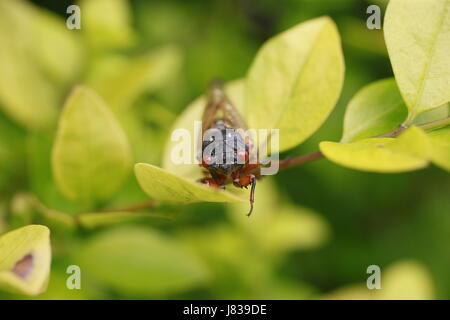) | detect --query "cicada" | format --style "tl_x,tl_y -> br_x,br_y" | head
198,80 -> 261,216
